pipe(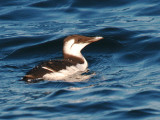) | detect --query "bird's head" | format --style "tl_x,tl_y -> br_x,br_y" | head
63,35 -> 103,57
